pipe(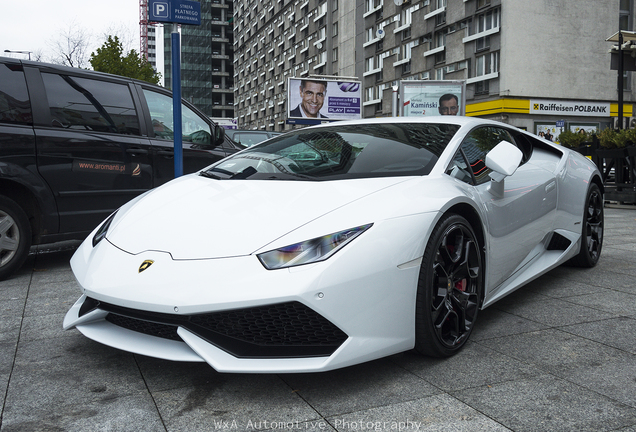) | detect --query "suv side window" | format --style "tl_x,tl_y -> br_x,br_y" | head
446,126 -> 516,185
0,63 -> 32,125
41,73 -> 140,135
143,89 -> 212,145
